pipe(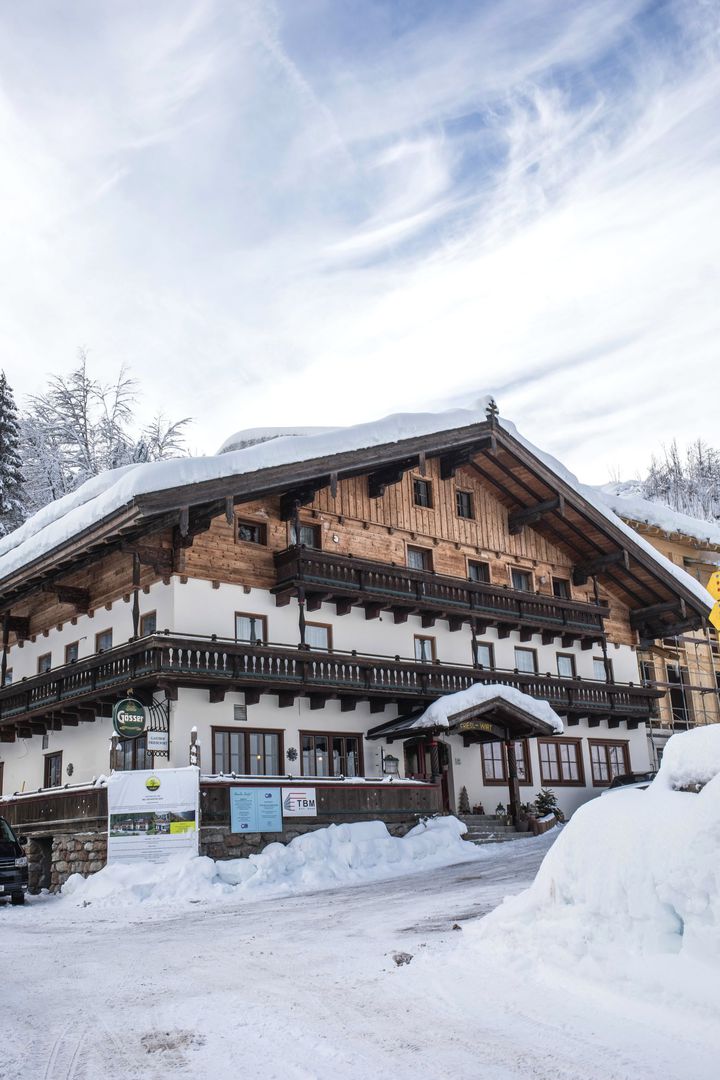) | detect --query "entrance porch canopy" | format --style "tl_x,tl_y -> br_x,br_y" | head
367,683 -> 564,824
